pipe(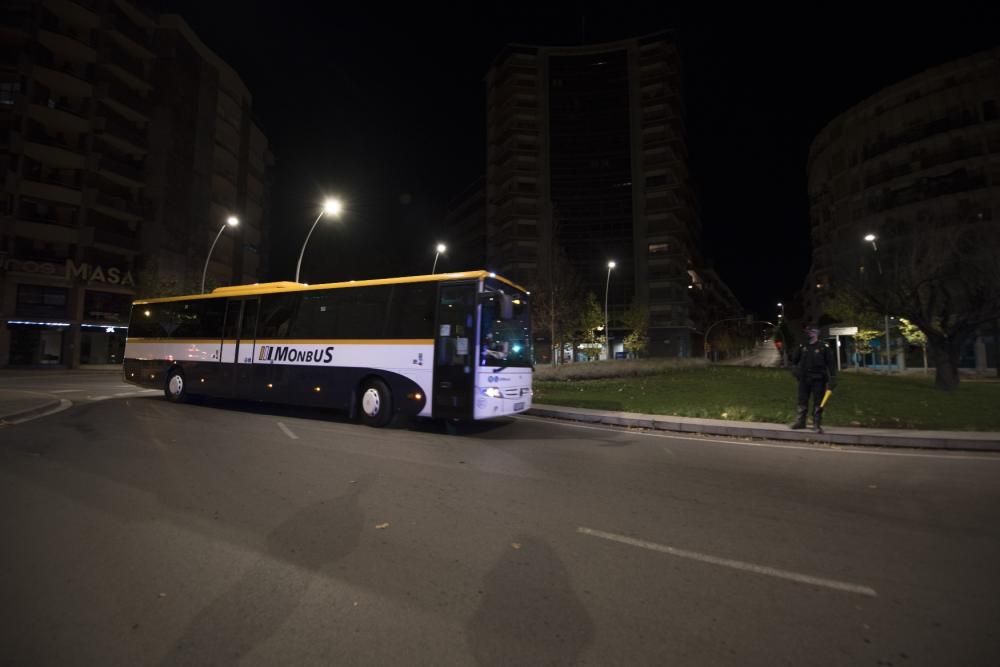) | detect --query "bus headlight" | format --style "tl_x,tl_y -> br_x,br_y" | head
481,387 -> 502,399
